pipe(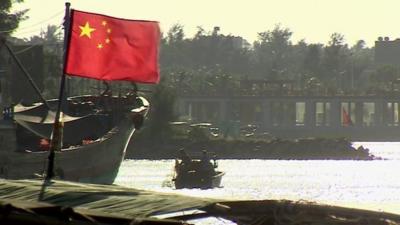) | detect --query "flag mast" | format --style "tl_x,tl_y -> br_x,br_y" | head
45,2 -> 71,181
